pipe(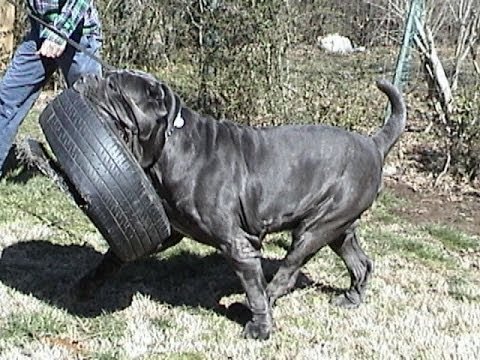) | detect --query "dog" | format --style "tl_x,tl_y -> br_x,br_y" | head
72,70 -> 406,340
